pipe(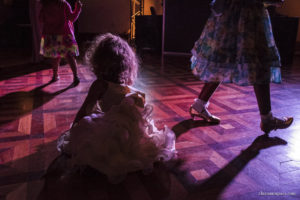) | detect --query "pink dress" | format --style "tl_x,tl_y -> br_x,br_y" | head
39,0 -> 81,58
